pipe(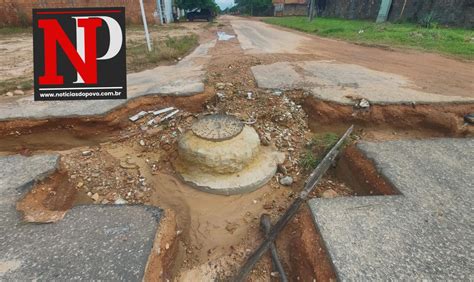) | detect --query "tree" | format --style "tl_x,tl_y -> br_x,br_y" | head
176,0 -> 219,12
233,0 -> 272,16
